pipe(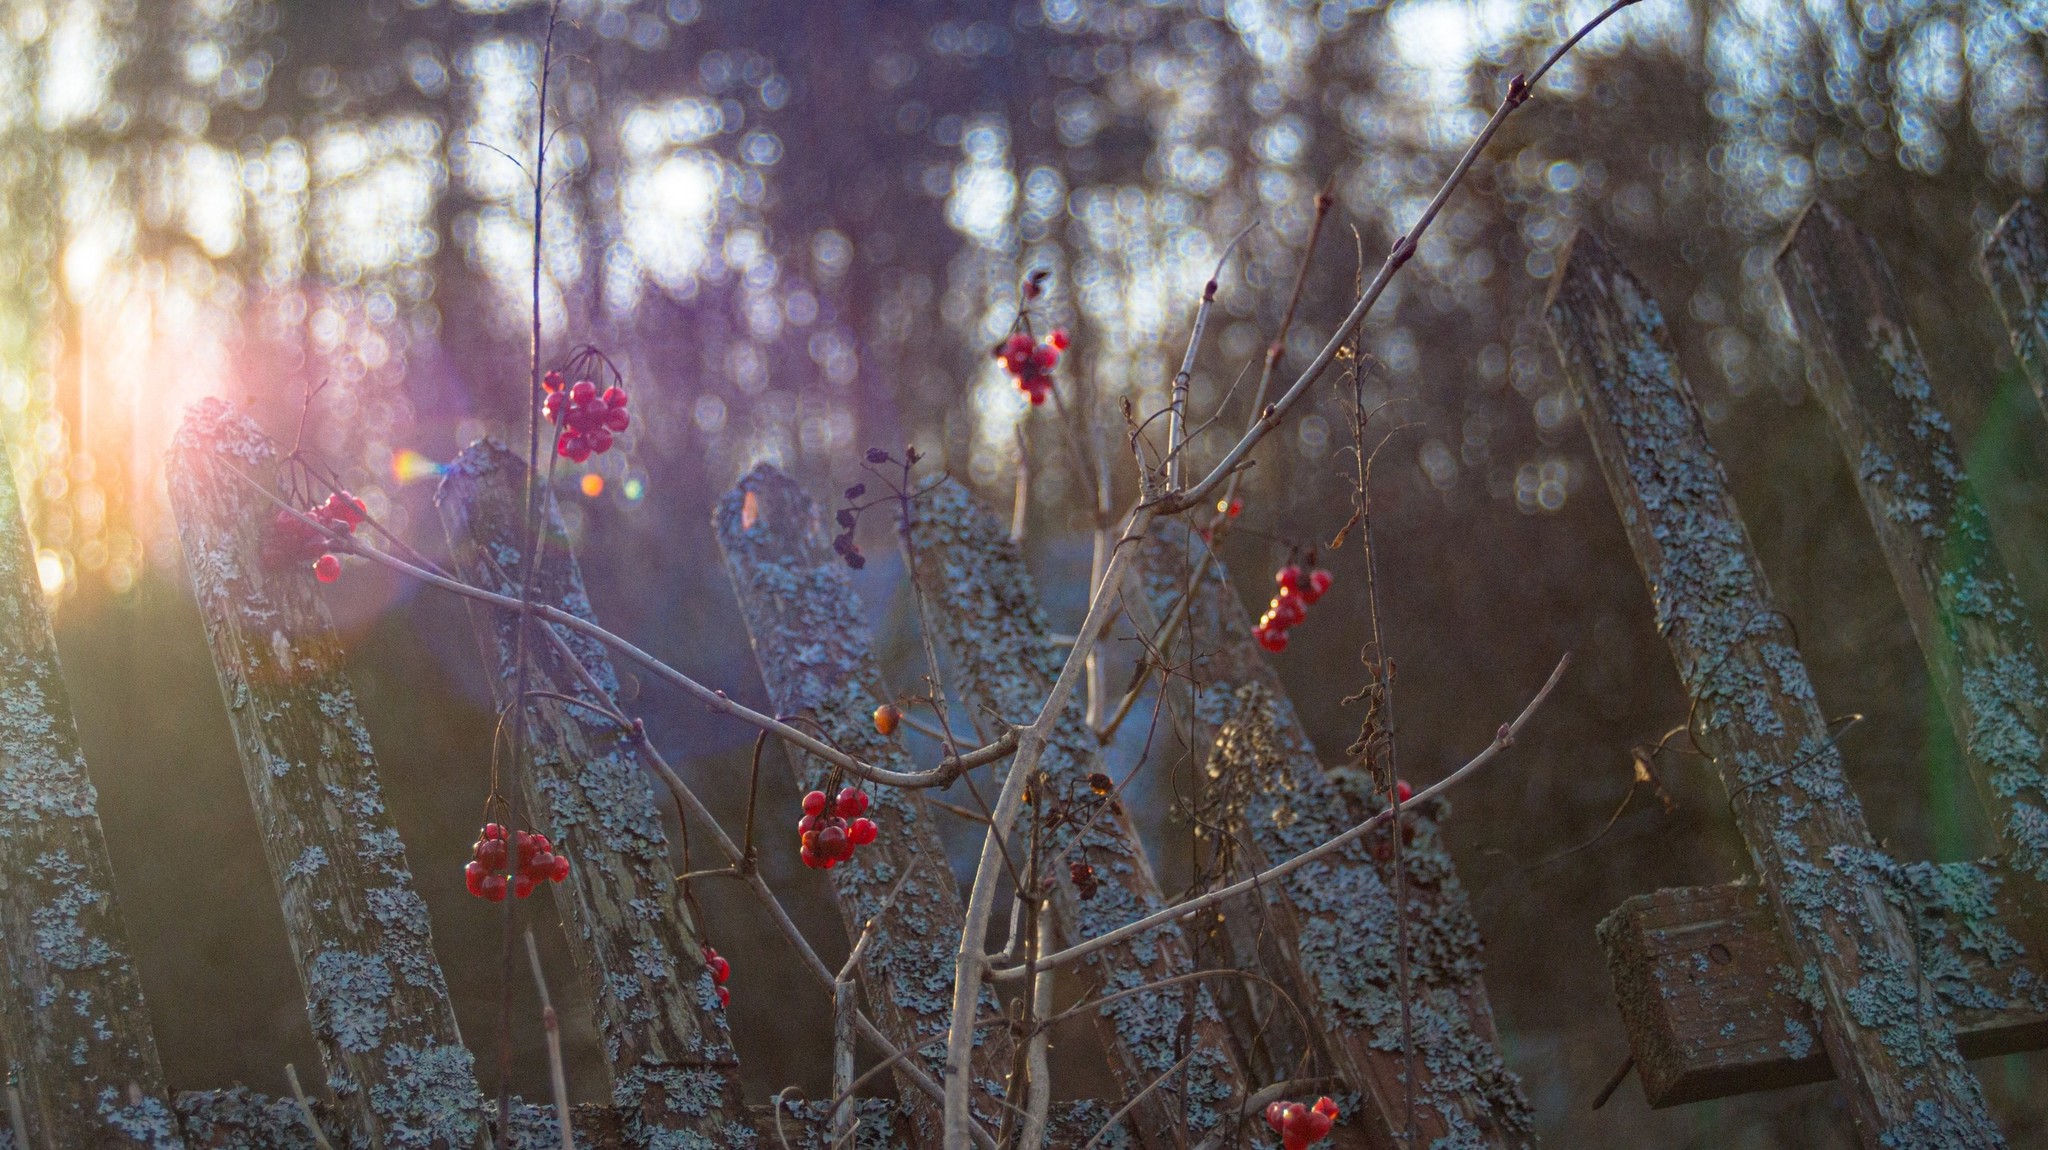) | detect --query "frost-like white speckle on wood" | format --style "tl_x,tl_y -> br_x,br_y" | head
0,435 -> 182,1148
1548,232 -> 2002,1148
1127,524 -> 1531,1147
435,440 -> 747,1144
713,463 -> 1012,1147
905,479 -> 1245,1147
166,399 -> 479,1149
